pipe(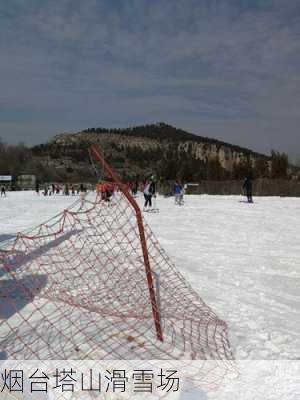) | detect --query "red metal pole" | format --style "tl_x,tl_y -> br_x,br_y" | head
90,144 -> 163,342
